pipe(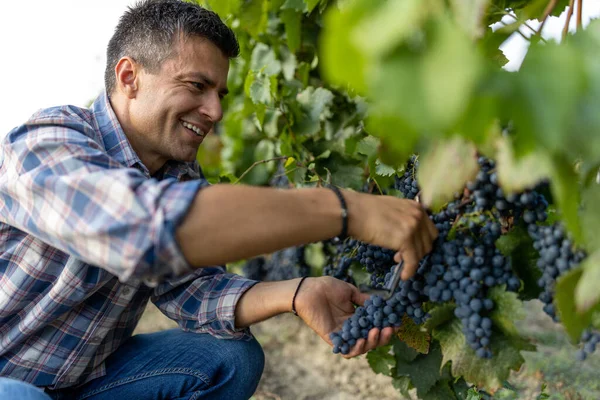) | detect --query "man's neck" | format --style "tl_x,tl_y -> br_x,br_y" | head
109,93 -> 167,175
